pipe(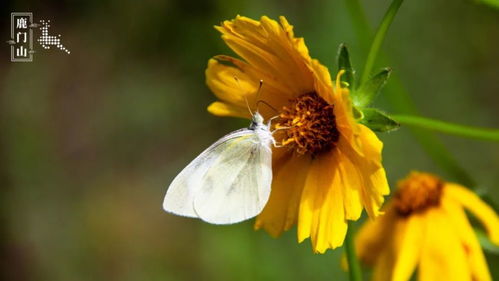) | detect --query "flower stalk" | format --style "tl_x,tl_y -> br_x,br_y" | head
343,1 -> 406,280
392,114 -> 499,142
345,222 -> 363,281
360,0 -> 404,85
